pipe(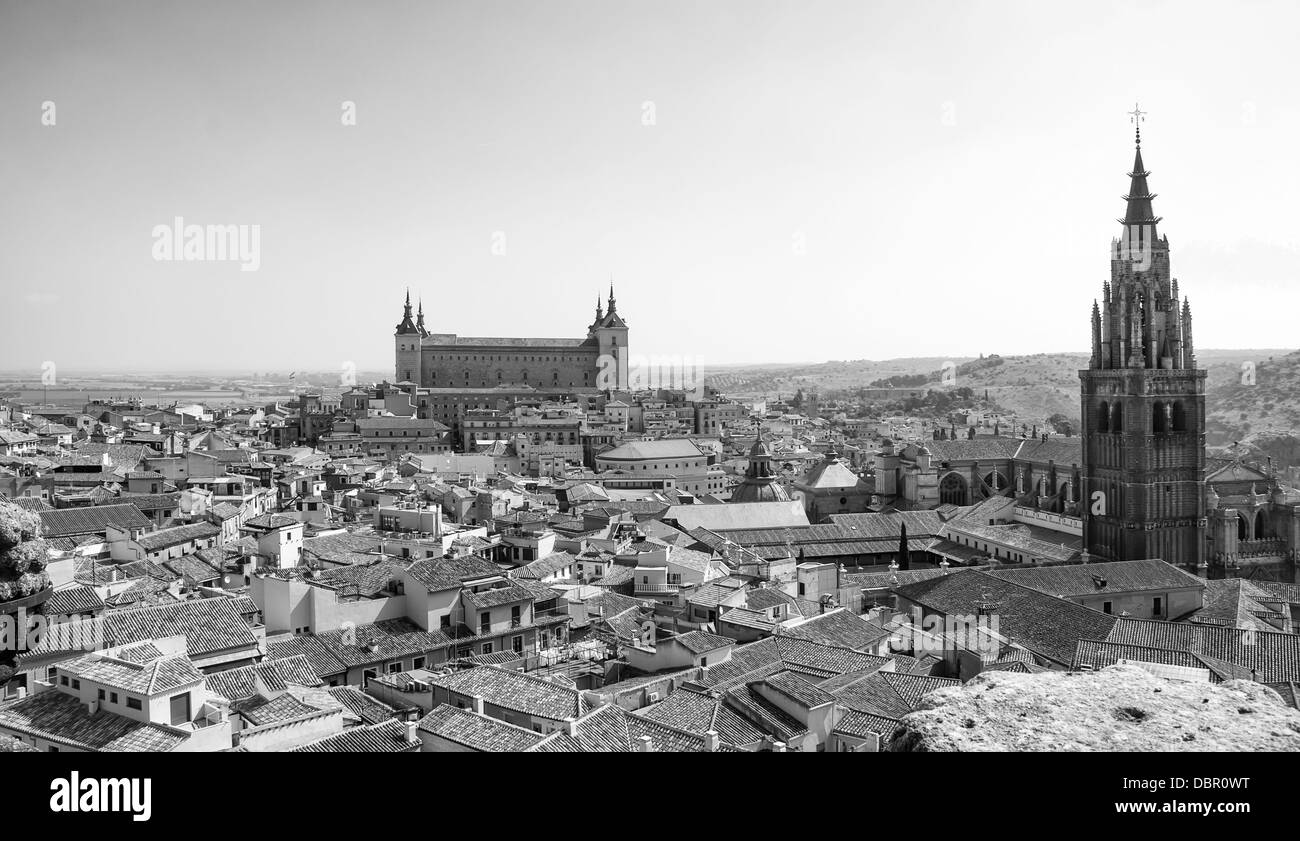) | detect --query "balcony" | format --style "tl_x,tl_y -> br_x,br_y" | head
634,582 -> 678,595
